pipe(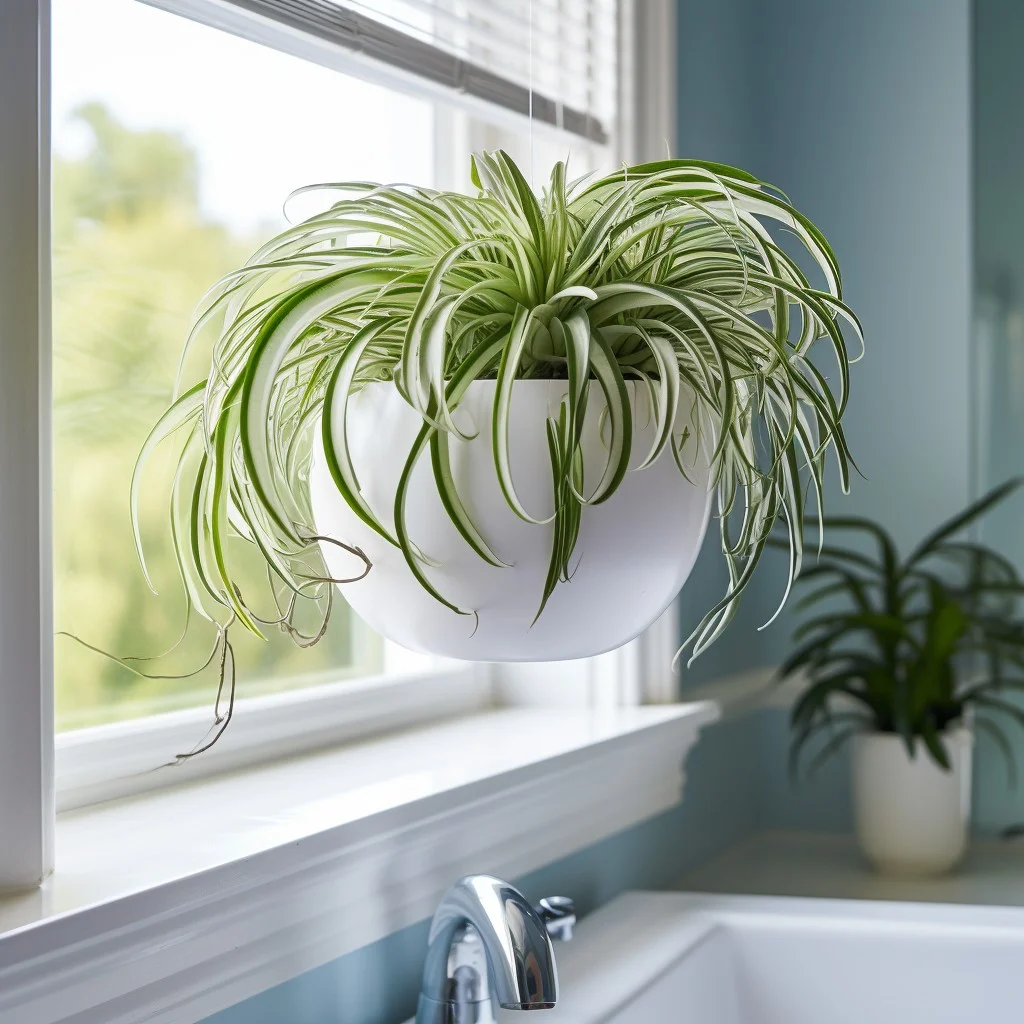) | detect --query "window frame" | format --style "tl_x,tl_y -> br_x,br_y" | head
55,655 -> 491,811
0,0 -> 54,892
0,0 -> 678,890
